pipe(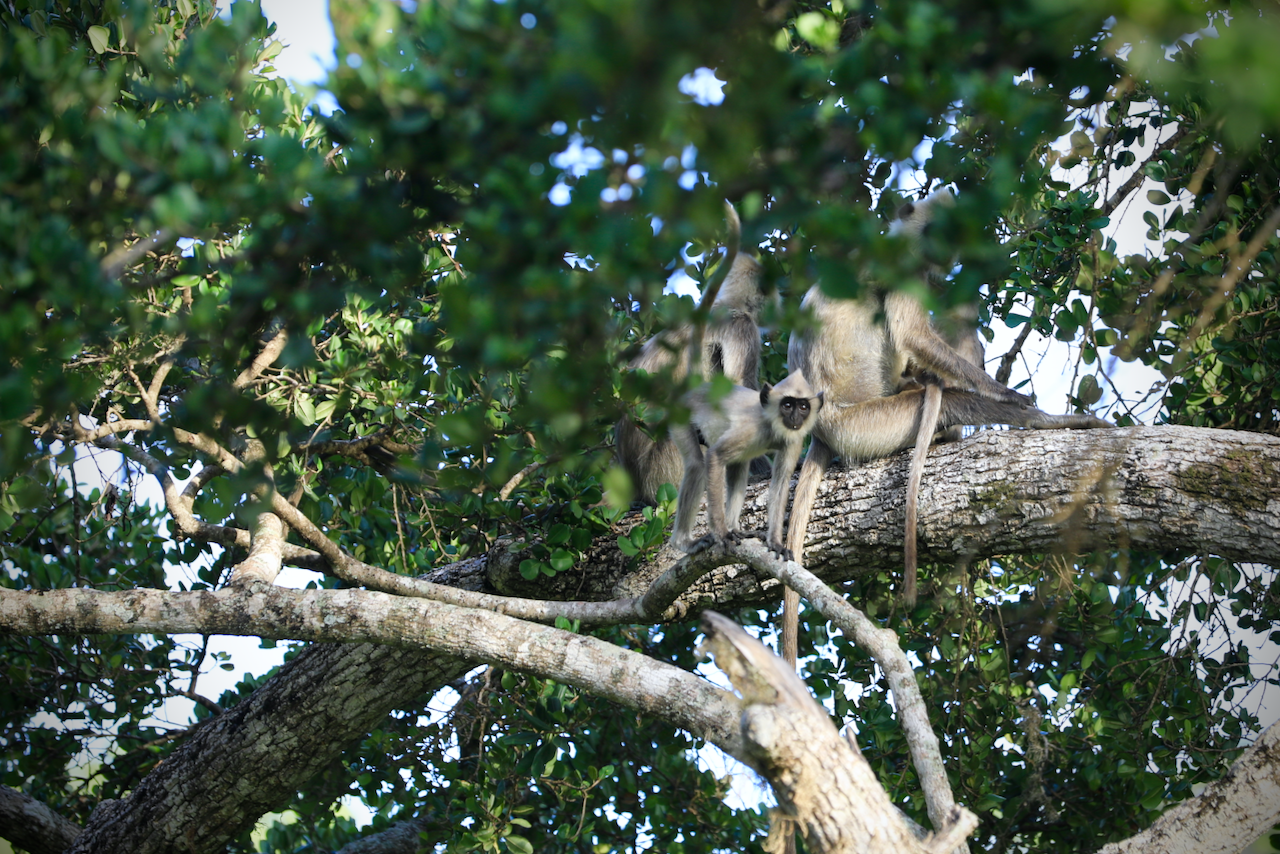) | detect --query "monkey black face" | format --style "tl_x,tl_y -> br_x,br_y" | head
778,396 -> 814,430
